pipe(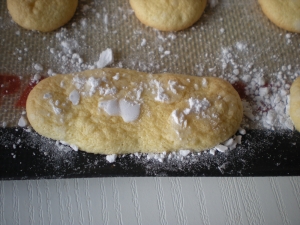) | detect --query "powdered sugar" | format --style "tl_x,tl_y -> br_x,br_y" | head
179,150 -> 190,157
18,115 -> 28,127
119,99 -> 140,122
33,63 -> 43,71
188,97 -> 210,114
109,131 -> 245,164
49,100 -> 62,115
69,89 -> 80,105
209,43 -> 297,130
99,98 -> 141,122
170,97 -> 211,132
95,48 -> 114,68
106,154 -> 117,163
140,38 -> 147,47
87,77 -> 101,96
151,80 -> 170,102
171,110 -> 187,128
